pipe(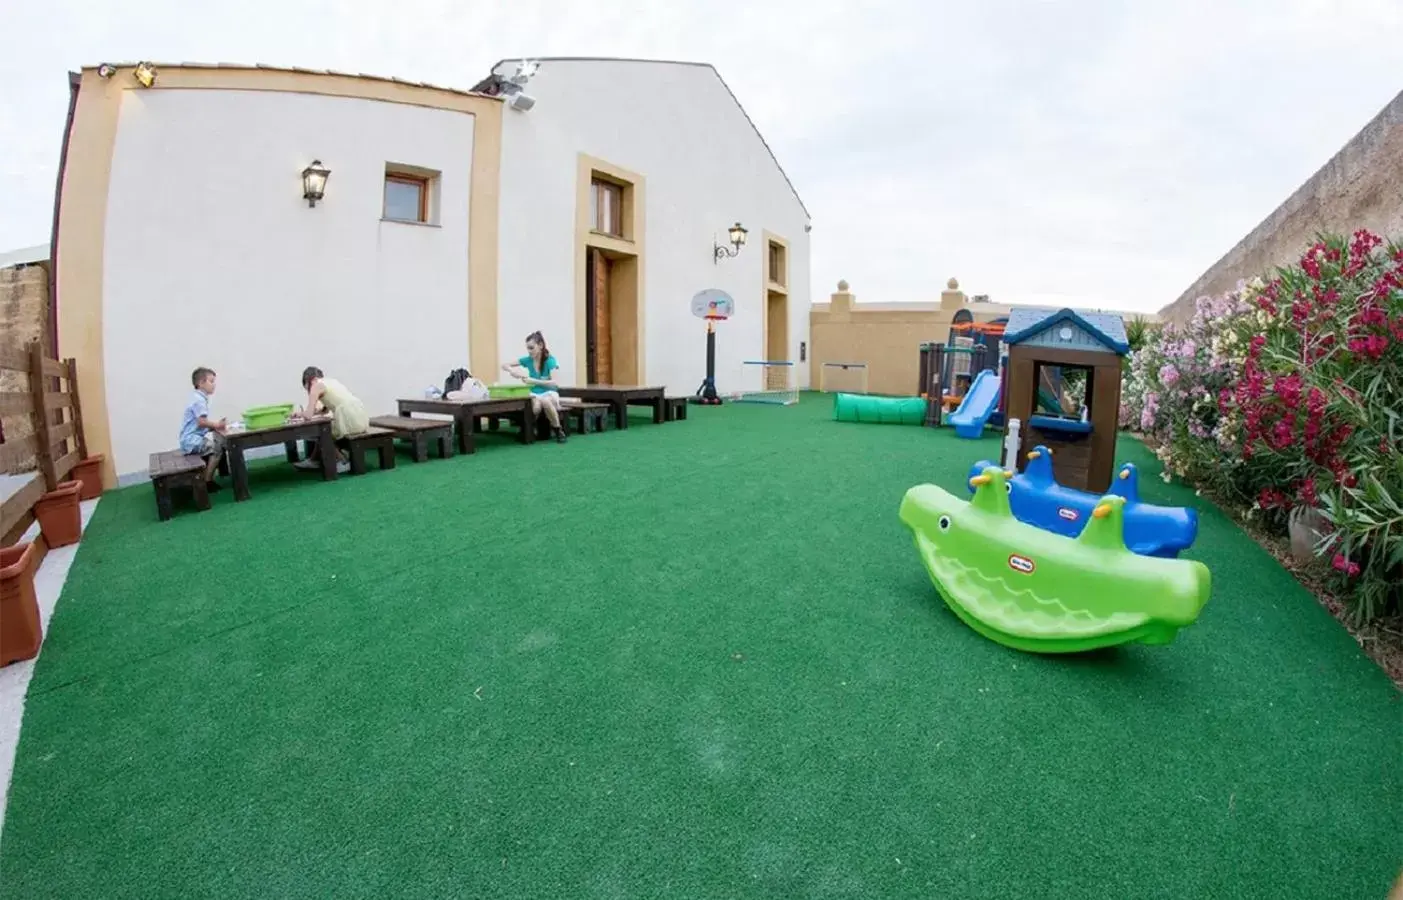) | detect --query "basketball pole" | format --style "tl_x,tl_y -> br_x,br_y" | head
693,317 -> 723,404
